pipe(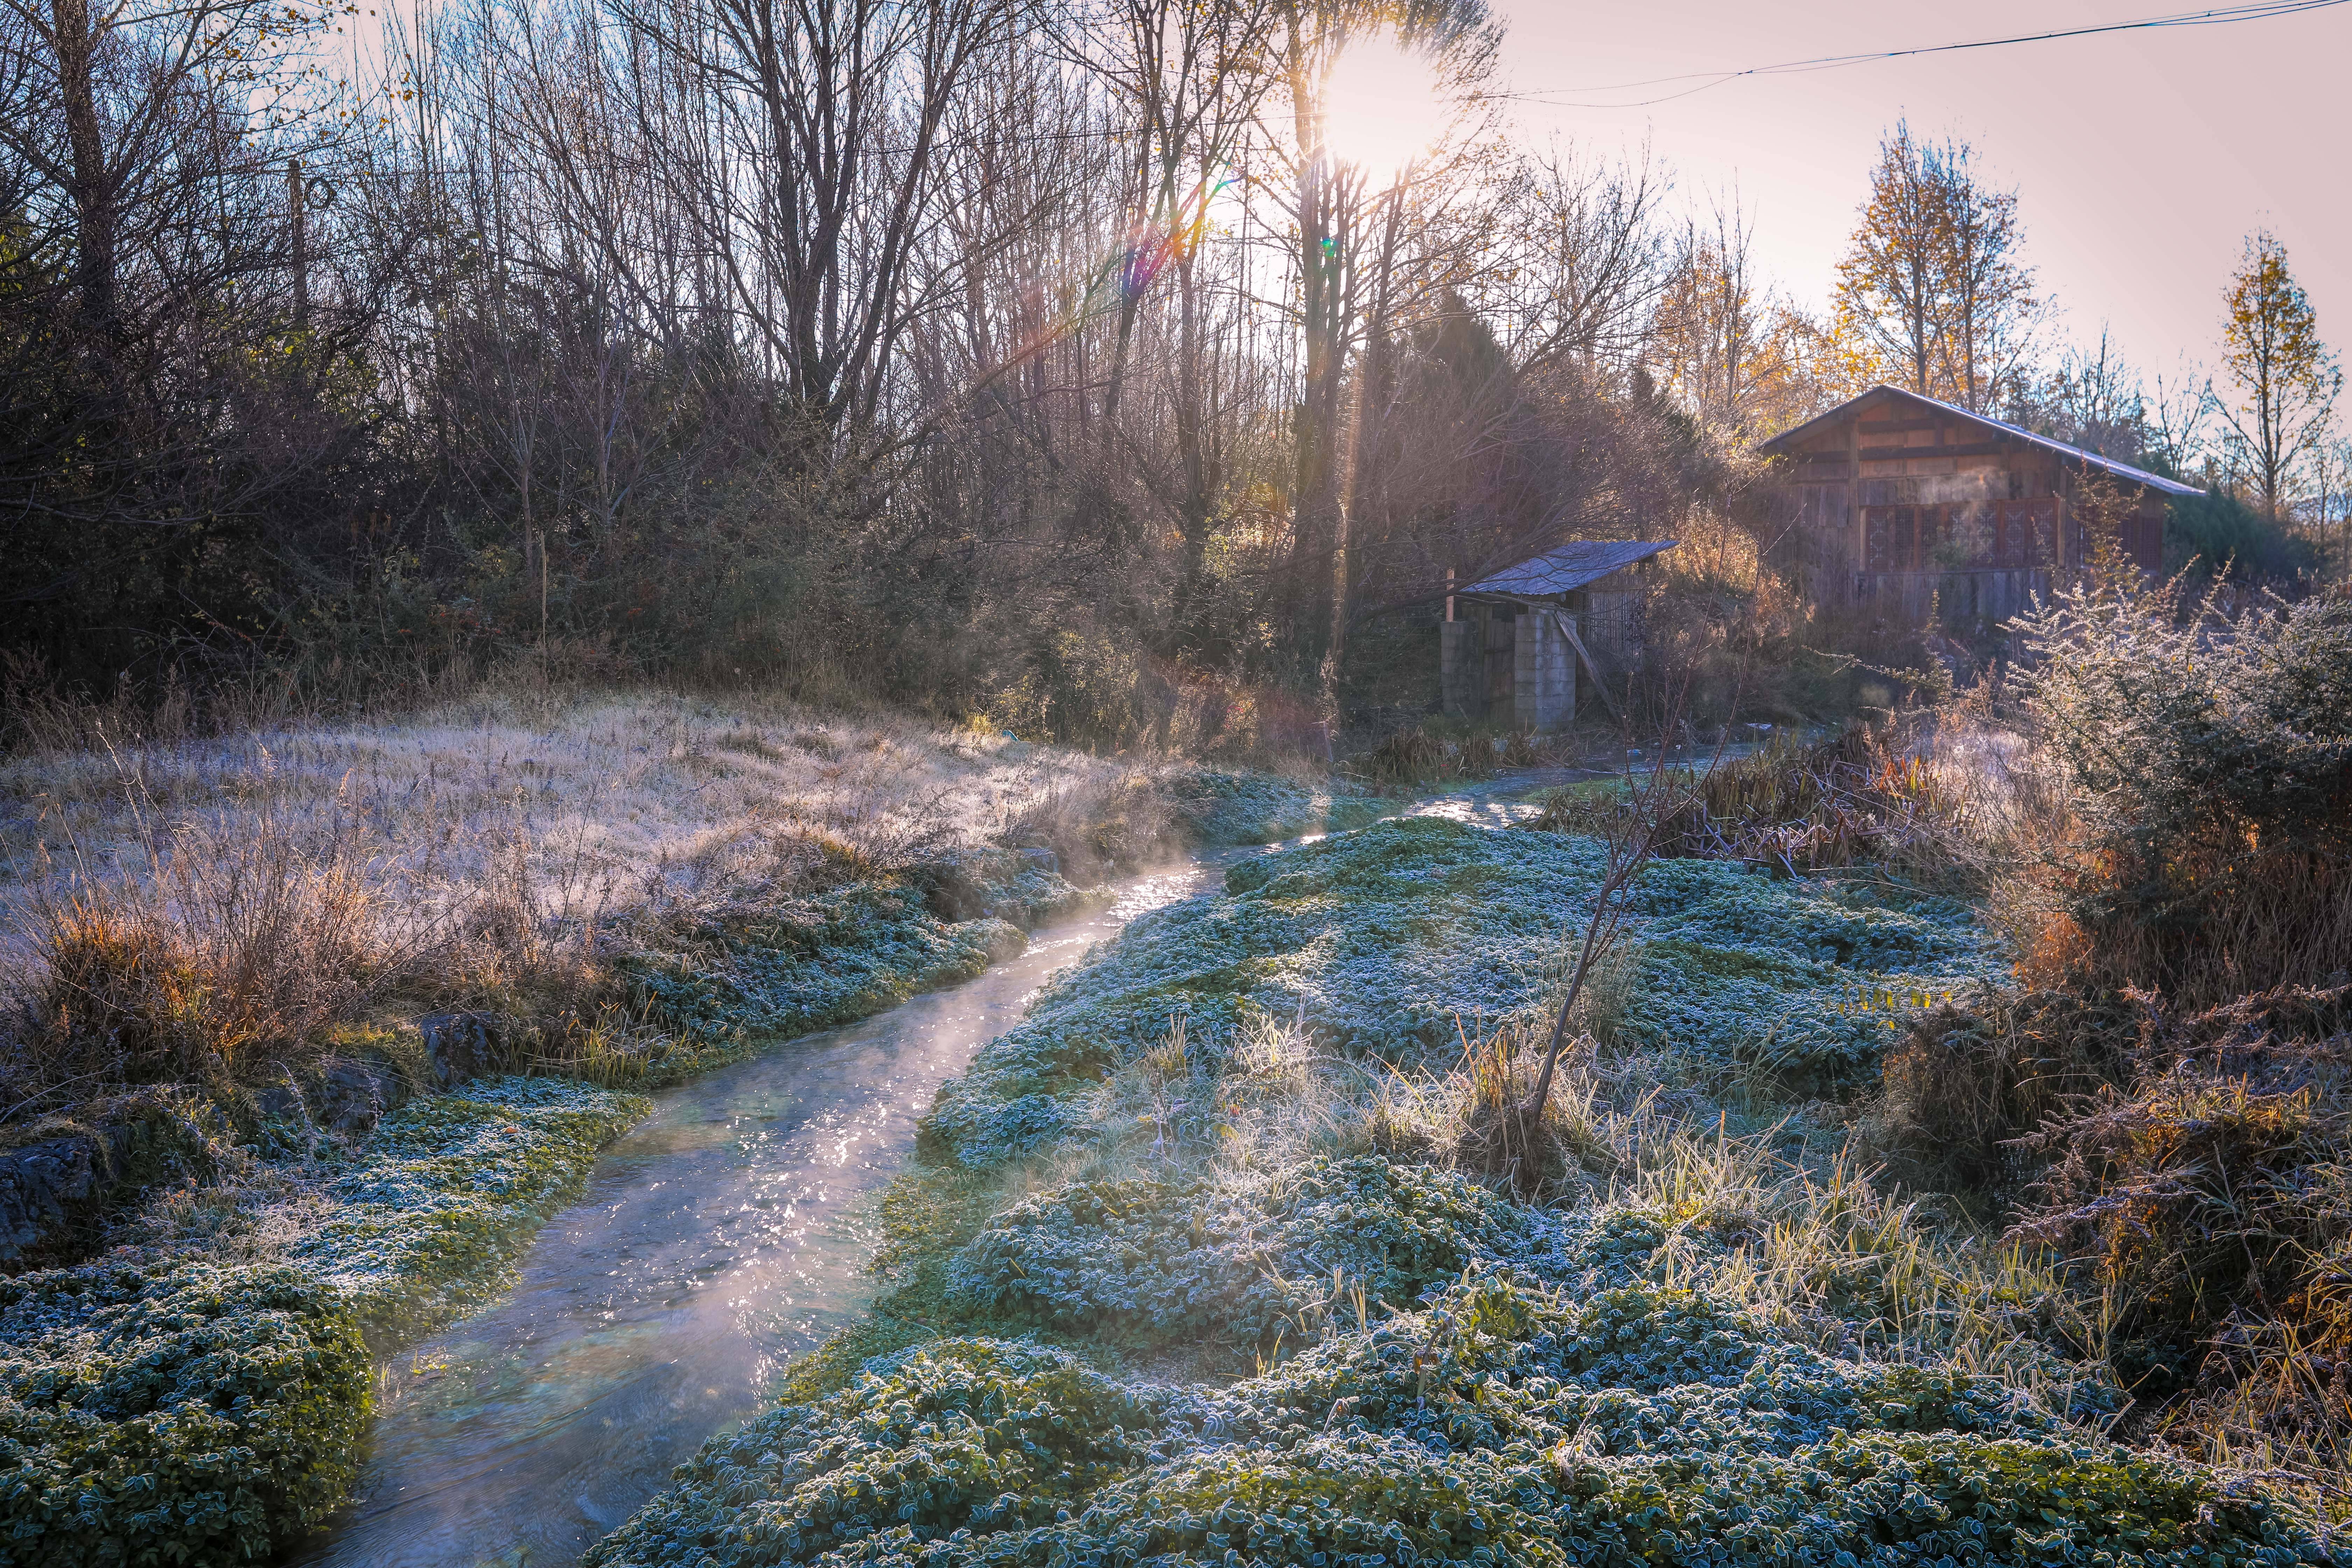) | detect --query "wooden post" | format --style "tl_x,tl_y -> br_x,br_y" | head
1848,407 -> 1864,590
1552,609 -> 1622,724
